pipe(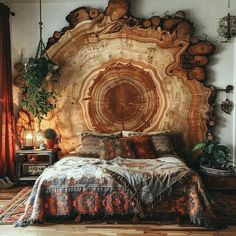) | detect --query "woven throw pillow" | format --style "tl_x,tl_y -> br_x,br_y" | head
148,132 -> 175,157
75,131 -> 122,145
122,135 -> 156,159
100,139 -> 136,160
76,132 -> 121,158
